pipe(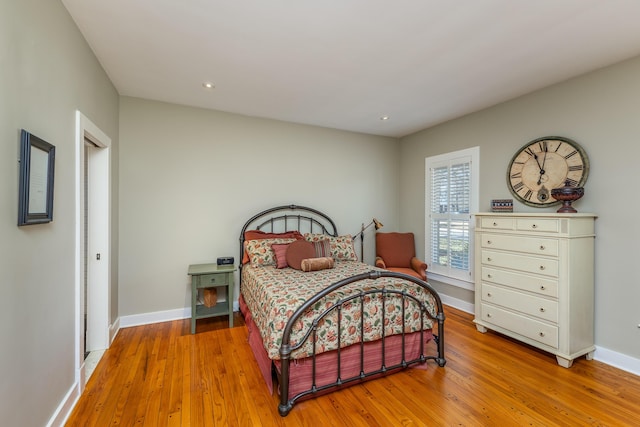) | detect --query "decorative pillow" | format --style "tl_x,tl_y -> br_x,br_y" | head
301,257 -> 334,272
304,233 -> 358,261
271,243 -> 290,269
286,240 -> 316,270
242,230 -> 304,264
312,239 -> 332,258
246,238 -> 296,267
